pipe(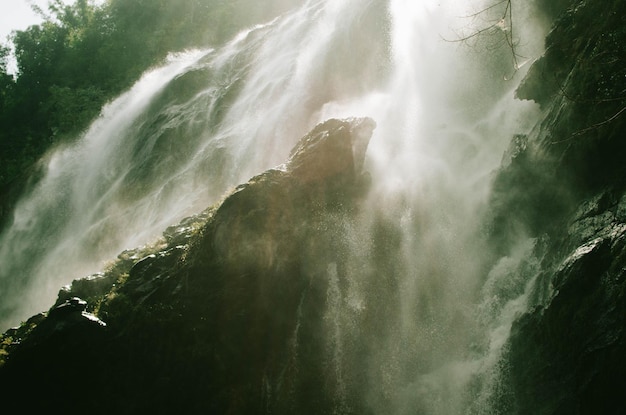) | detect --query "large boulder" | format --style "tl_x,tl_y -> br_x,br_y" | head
0,117 -> 376,414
